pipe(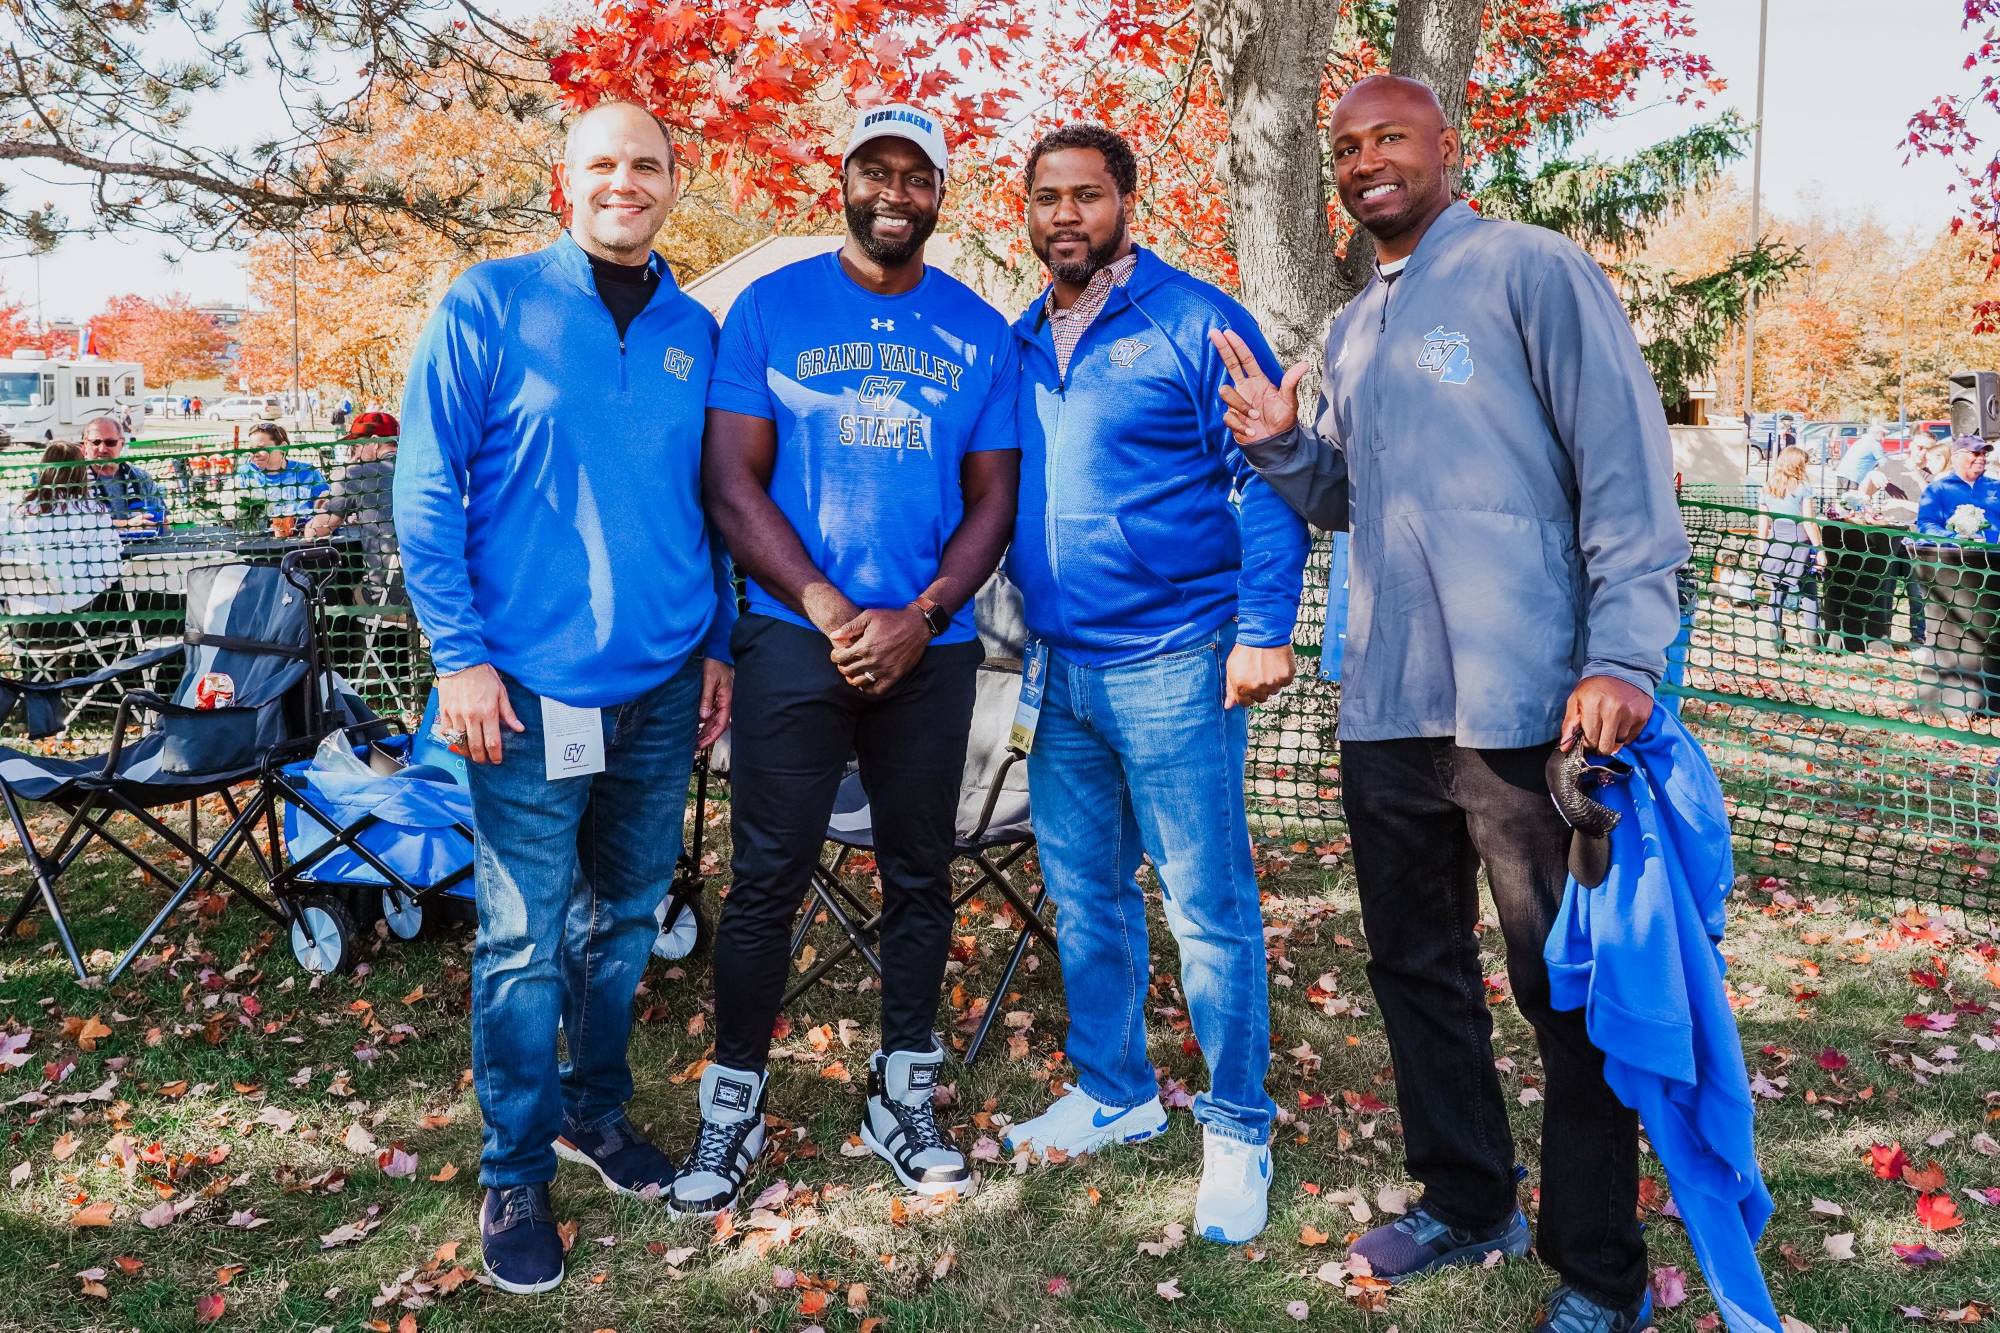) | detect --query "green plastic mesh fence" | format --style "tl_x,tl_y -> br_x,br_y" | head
3,438 -> 1995,912
0,431 -> 429,724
